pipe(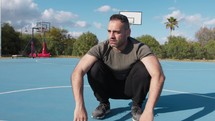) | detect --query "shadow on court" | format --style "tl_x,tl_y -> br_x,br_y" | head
101,93 -> 215,121
106,106 -> 131,121
155,93 -> 215,121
